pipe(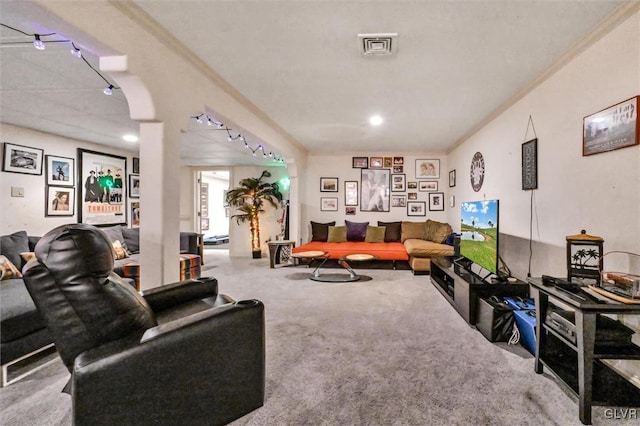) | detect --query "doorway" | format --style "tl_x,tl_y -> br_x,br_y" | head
197,170 -> 230,251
